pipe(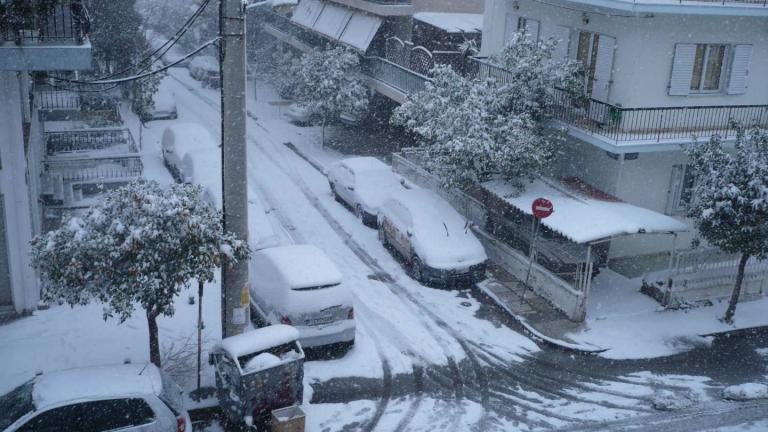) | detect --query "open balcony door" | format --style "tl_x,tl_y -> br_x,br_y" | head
587,34 -> 616,124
